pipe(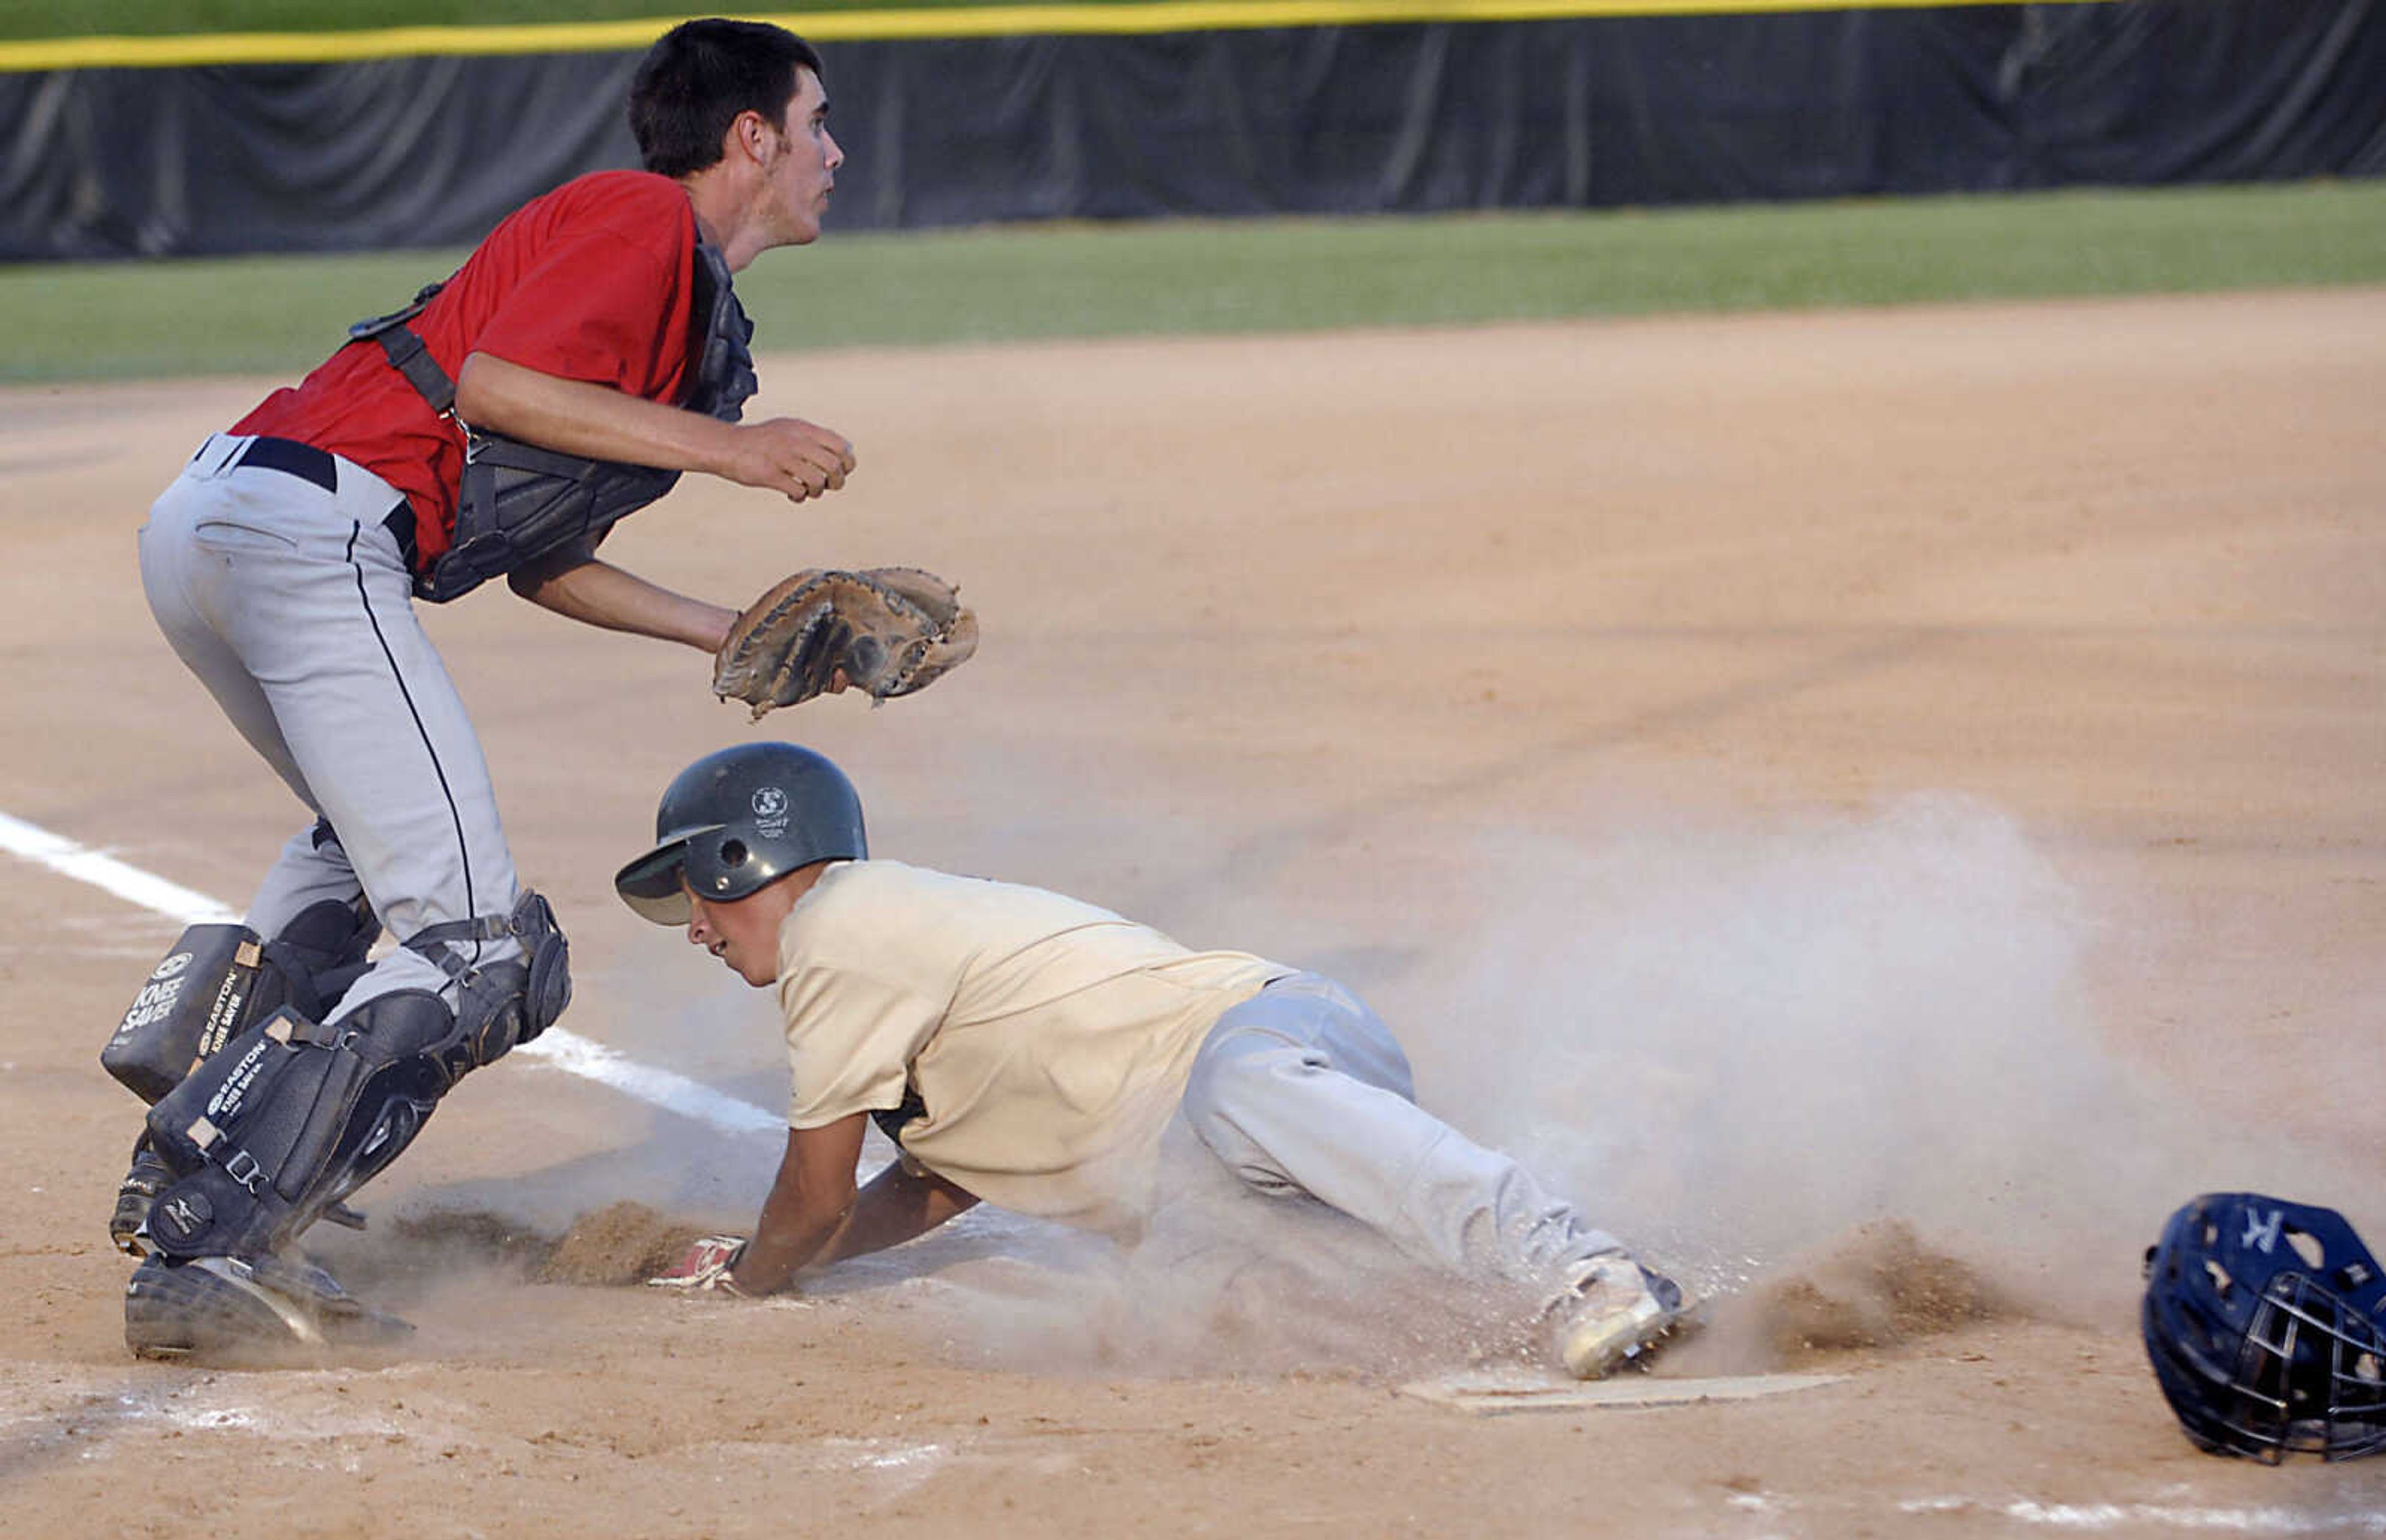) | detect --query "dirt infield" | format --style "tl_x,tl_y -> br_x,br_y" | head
4,288 -> 2384,1536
